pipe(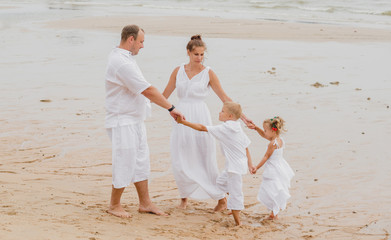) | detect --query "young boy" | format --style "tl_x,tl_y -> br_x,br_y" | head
176,102 -> 253,226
